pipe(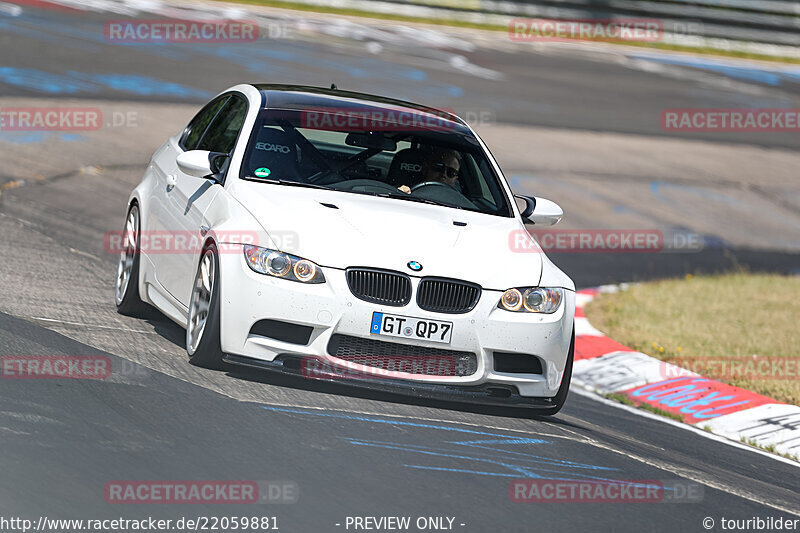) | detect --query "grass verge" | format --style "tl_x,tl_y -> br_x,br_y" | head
605,393 -> 684,422
586,272 -> 800,406
218,0 -> 800,64
740,436 -> 799,461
